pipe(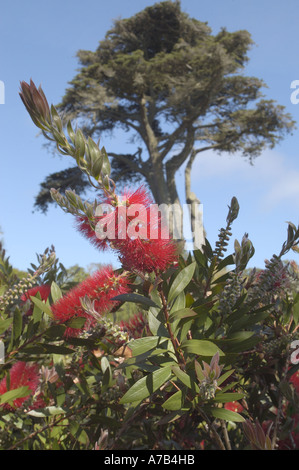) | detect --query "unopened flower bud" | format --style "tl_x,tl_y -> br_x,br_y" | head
19,79 -> 51,129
